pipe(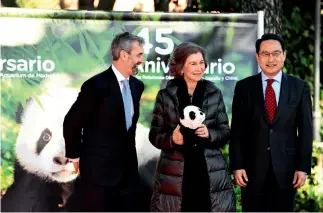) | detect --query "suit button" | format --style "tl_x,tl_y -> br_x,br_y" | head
193,144 -> 197,147
267,147 -> 271,151
270,129 -> 274,134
